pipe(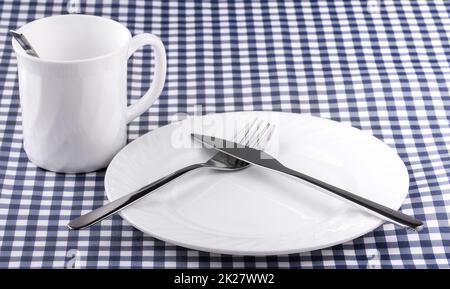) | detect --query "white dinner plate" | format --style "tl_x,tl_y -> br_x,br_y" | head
105,111 -> 409,255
